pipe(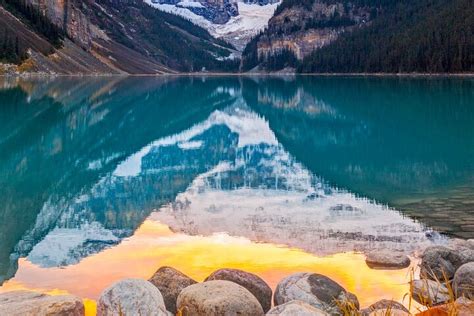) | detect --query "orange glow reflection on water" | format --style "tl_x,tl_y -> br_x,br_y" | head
0,220 -> 417,313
